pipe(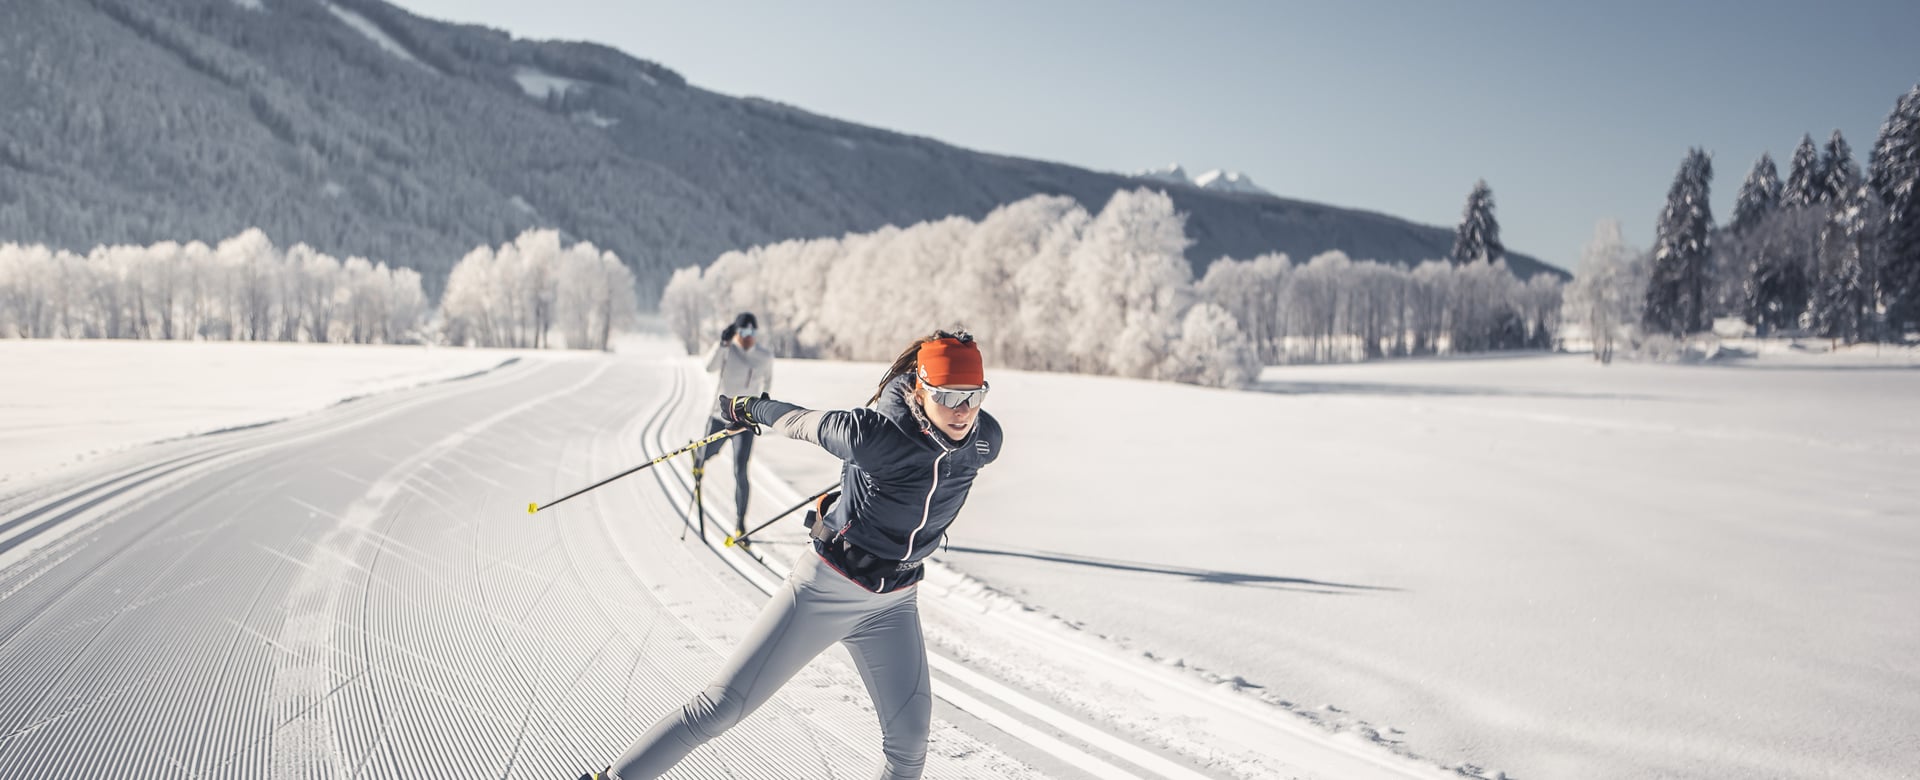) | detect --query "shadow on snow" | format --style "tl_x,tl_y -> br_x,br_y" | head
939,545 -> 1400,596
